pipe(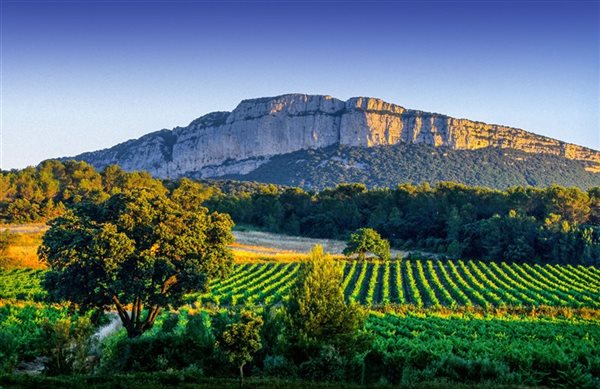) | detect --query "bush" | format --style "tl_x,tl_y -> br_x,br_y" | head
299,345 -> 345,382
262,354 -> 297,378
